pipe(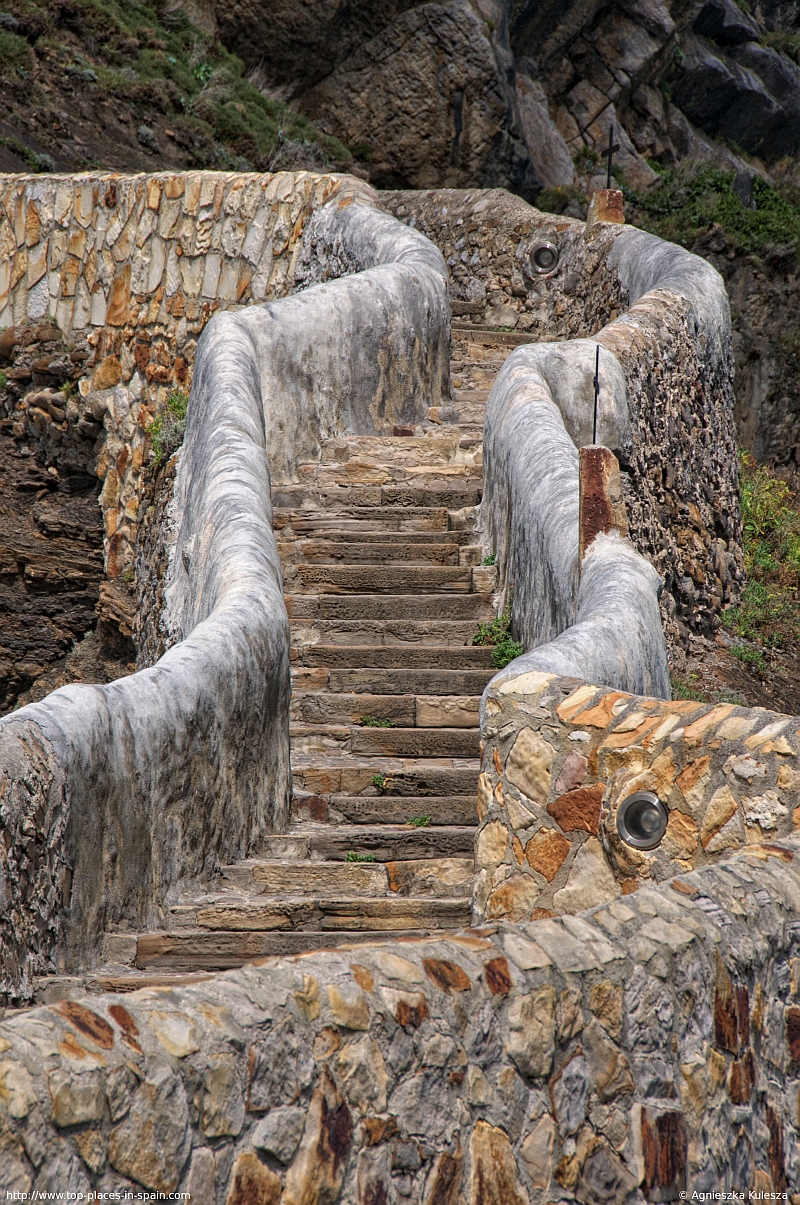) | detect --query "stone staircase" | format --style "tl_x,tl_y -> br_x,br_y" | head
35,324 -> 533,999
